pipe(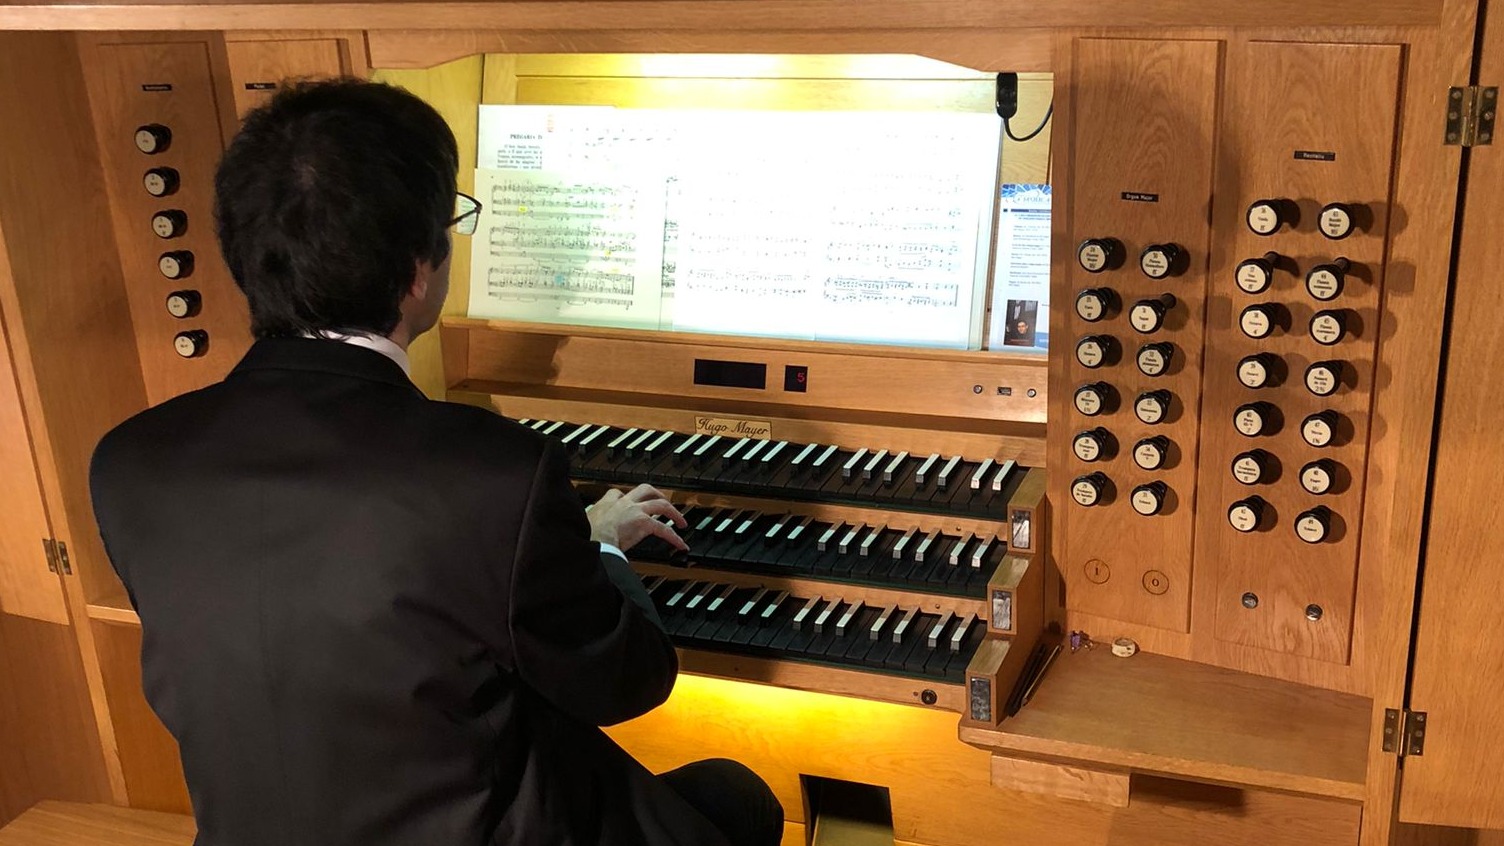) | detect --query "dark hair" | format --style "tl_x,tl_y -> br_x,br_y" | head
214,78 -> 459,338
